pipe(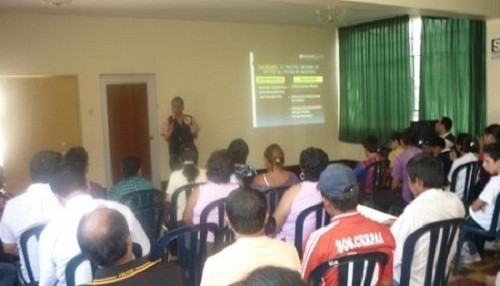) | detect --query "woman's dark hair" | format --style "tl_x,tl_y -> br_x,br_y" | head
391,132 -> 402,143
180,144 -> 200,183
484,124 -> 500,143
228,139 -> 249,165
456,133 -> 475,154
362,135 -> 379,153
483,143 -> 500,161
299,147 -> 329,182
206,149 -> 233,184
406,153 -> 444,188
401,128 -> 418,146
264,144 -> 285,169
